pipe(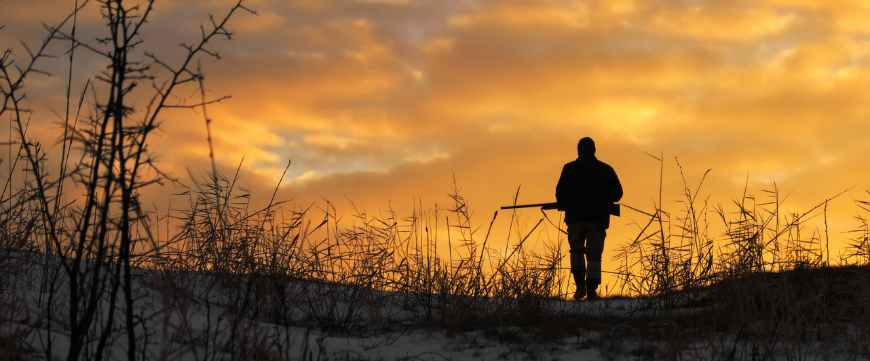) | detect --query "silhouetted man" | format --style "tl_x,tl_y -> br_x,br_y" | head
556,137 -> 623,300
